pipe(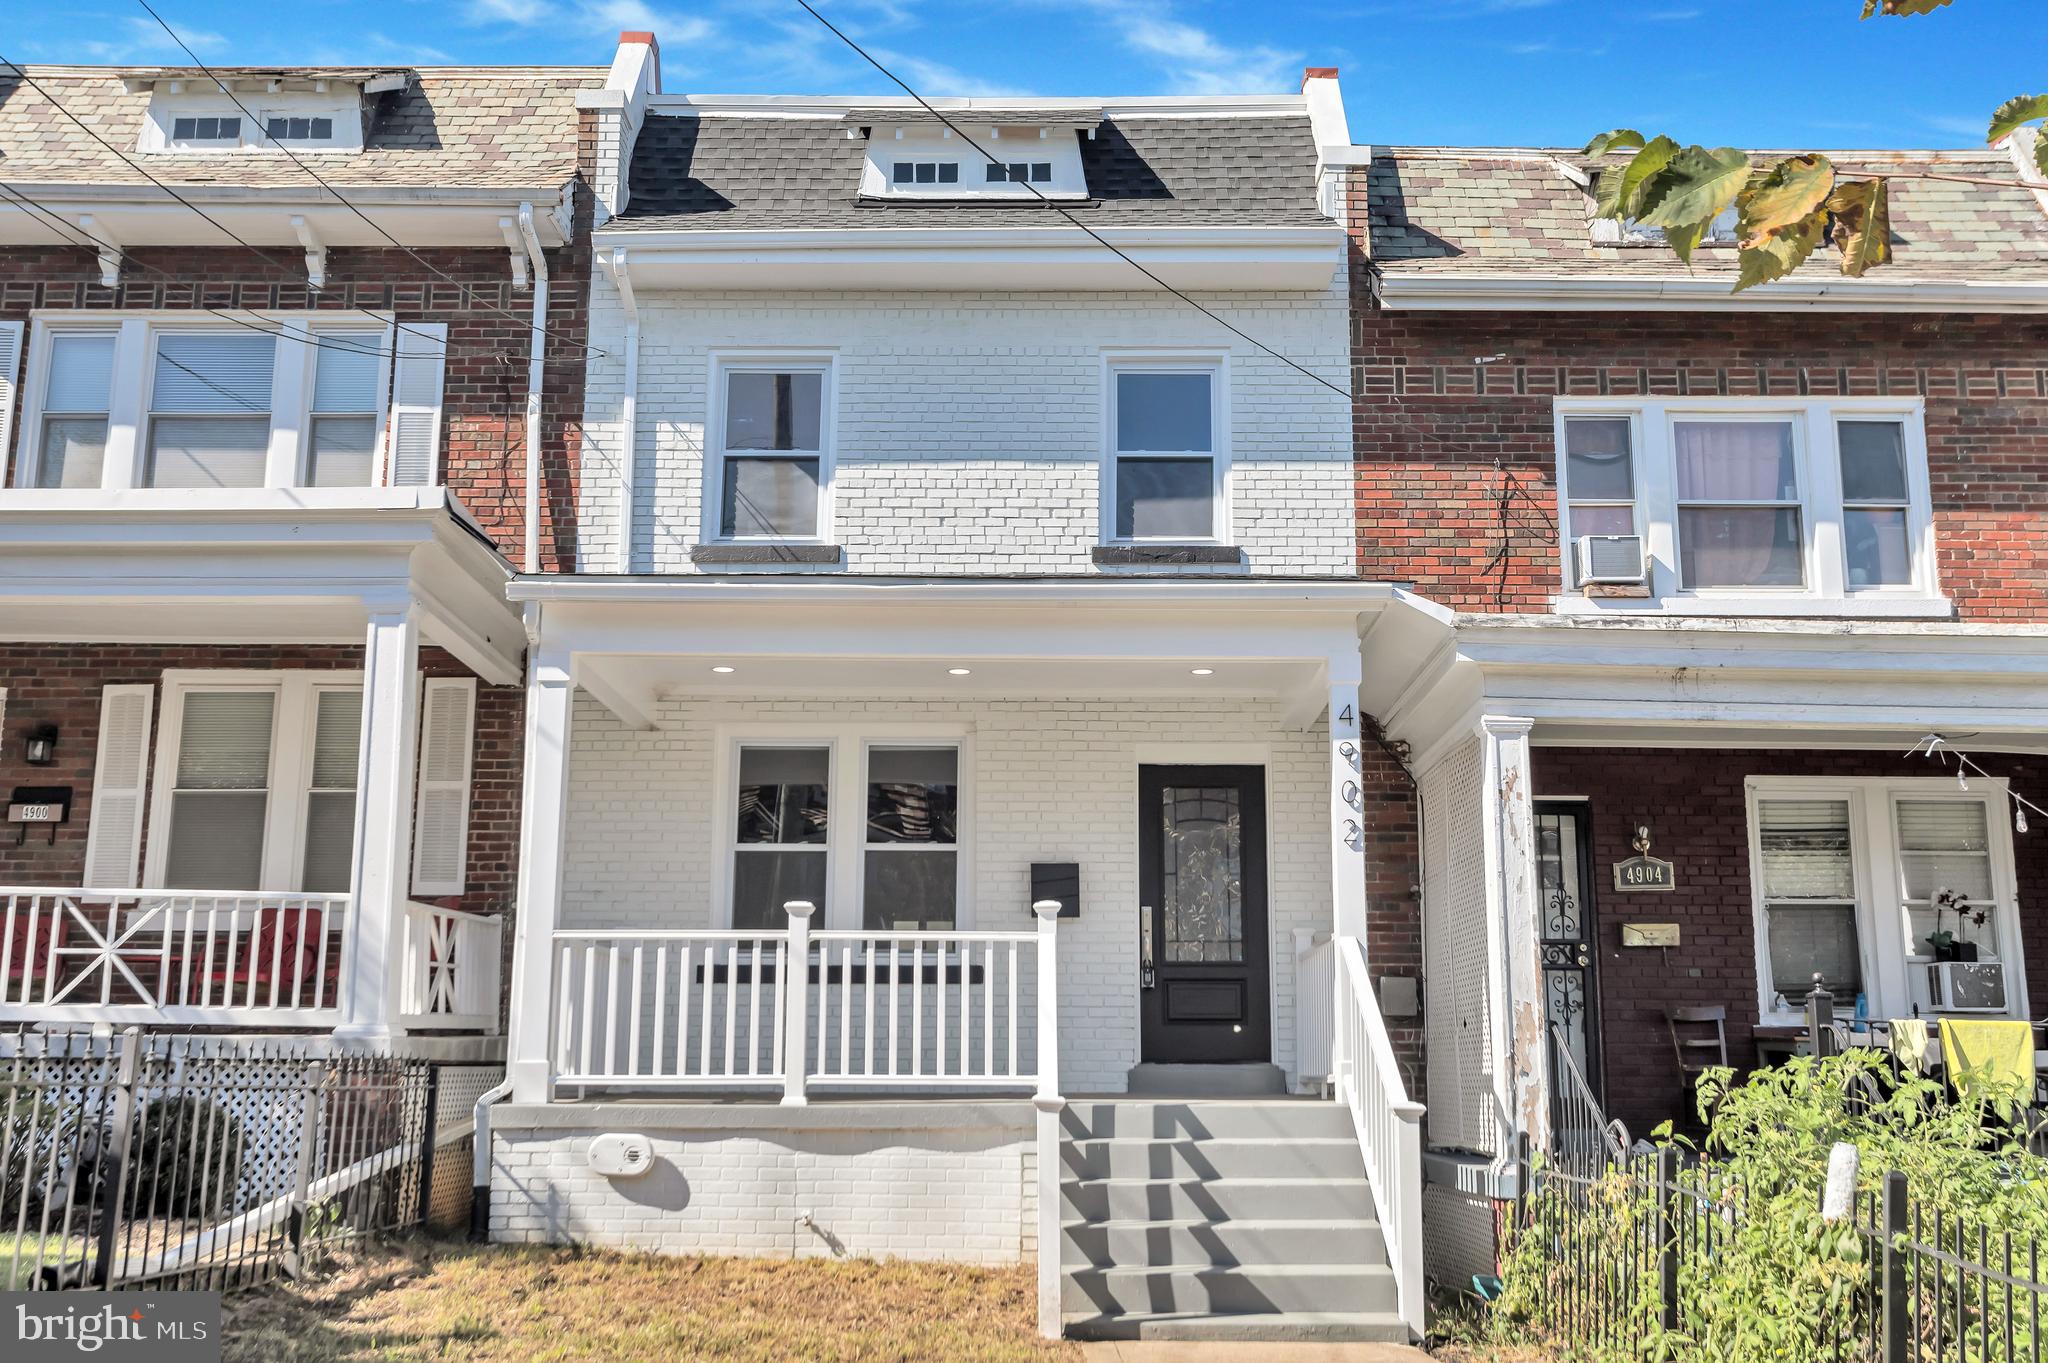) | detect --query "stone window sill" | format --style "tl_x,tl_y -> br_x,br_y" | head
1092,544 -> 1244,566
690,543 -> 844,565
